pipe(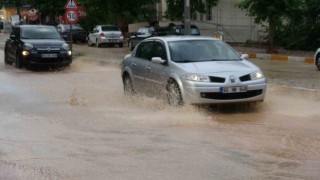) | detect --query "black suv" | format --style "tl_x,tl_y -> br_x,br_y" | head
169,24 -> 201,36
4,25 -> 72,68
